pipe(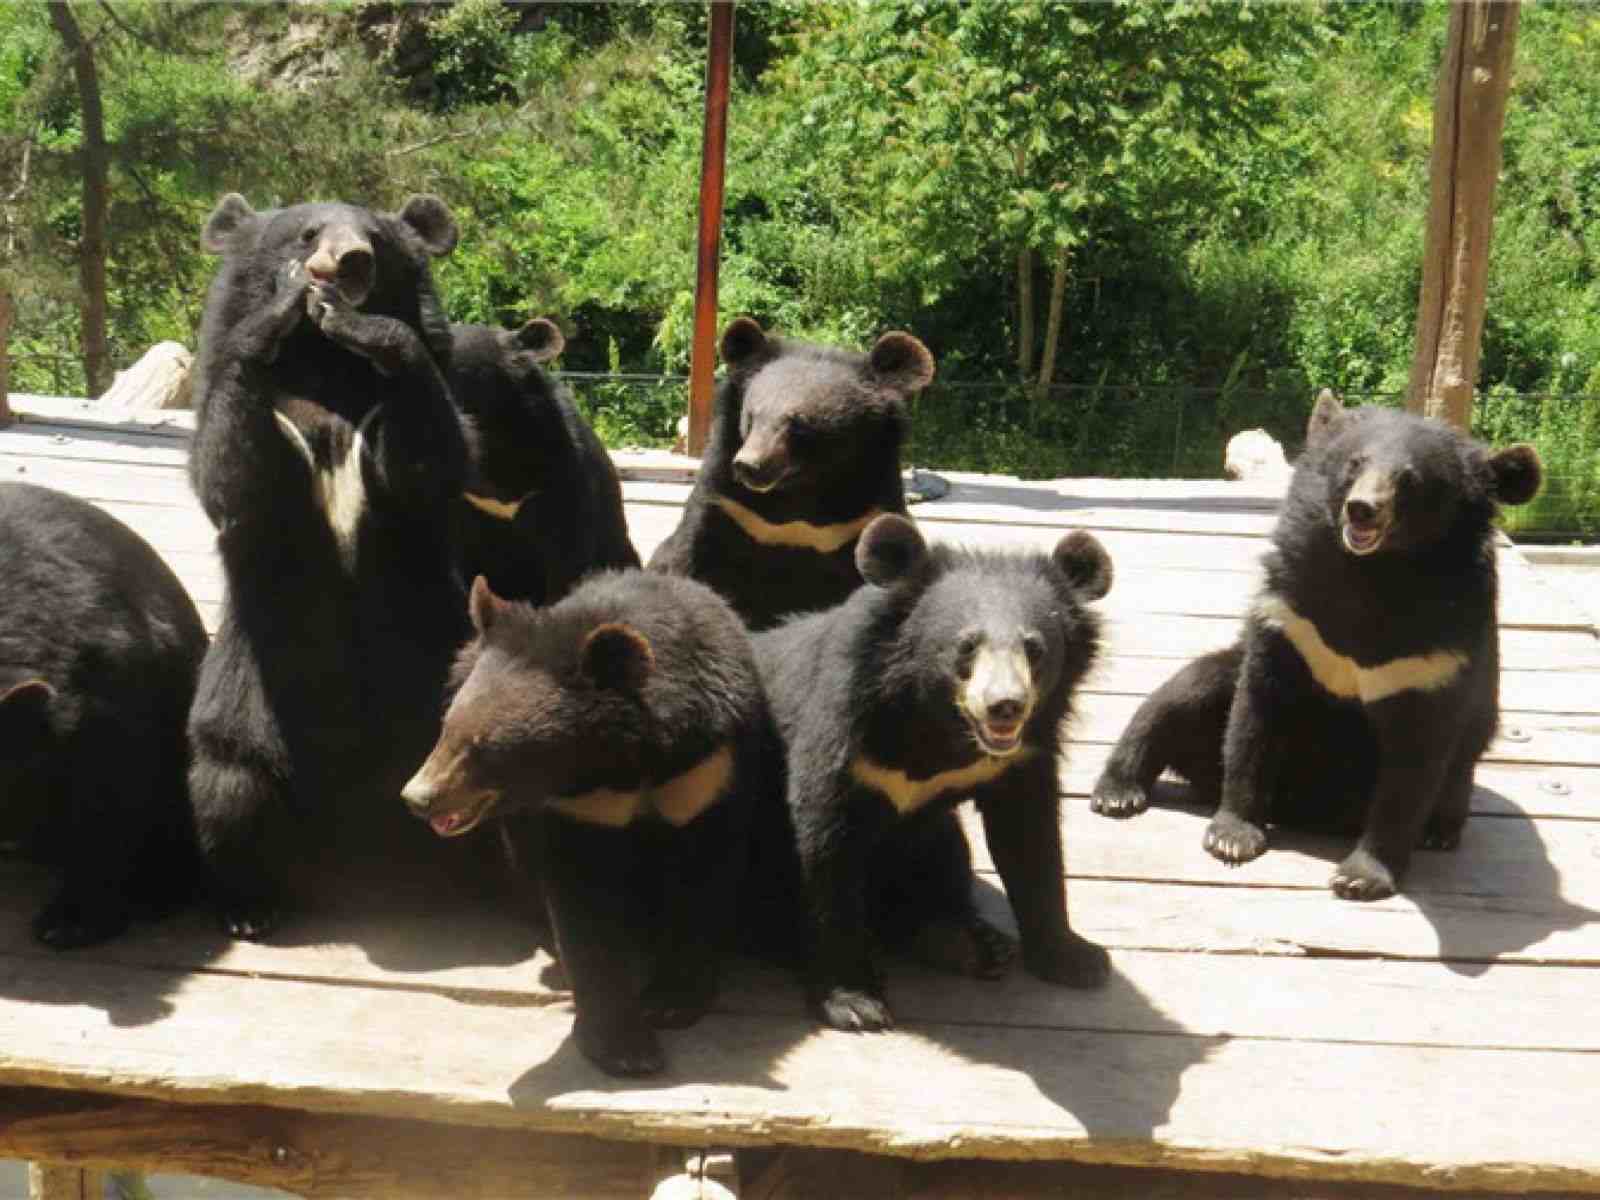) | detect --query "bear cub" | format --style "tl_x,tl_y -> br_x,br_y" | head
402,572 -> 770,1076
449,317 -> 639,605
1091,393 -> 1542,901
748,514 -> 1114,1031
186,193 -> 470,938
0,483 -> 207,948
650,316 -> 934,630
